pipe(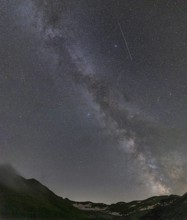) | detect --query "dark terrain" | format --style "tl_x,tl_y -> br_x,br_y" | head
0,165 -> 187,220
